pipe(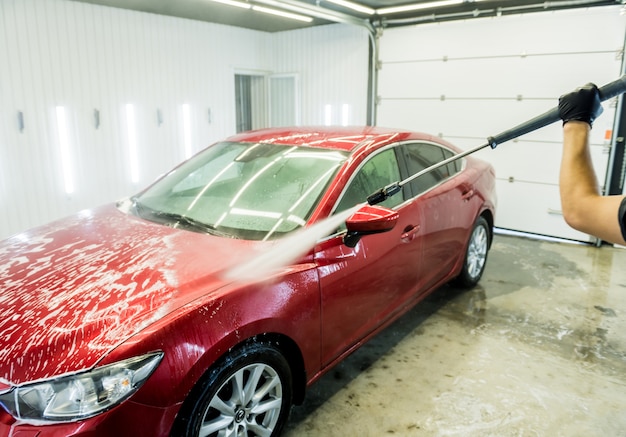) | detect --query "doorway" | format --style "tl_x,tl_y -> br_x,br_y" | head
235,73 -> 266,133
235,72 -> 299,133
